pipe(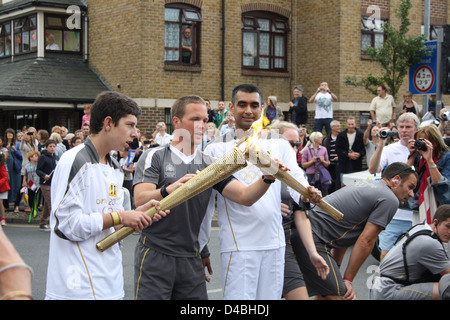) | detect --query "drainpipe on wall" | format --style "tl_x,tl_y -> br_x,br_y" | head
220,0 -> 225,101
84,13 -> 89,61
